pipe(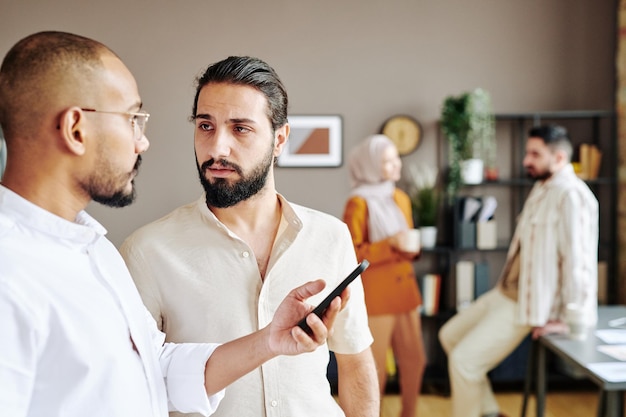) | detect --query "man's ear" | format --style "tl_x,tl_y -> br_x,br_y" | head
273,123 -> 289,157
58,107 -> 87,156
554,148 -> 568,165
